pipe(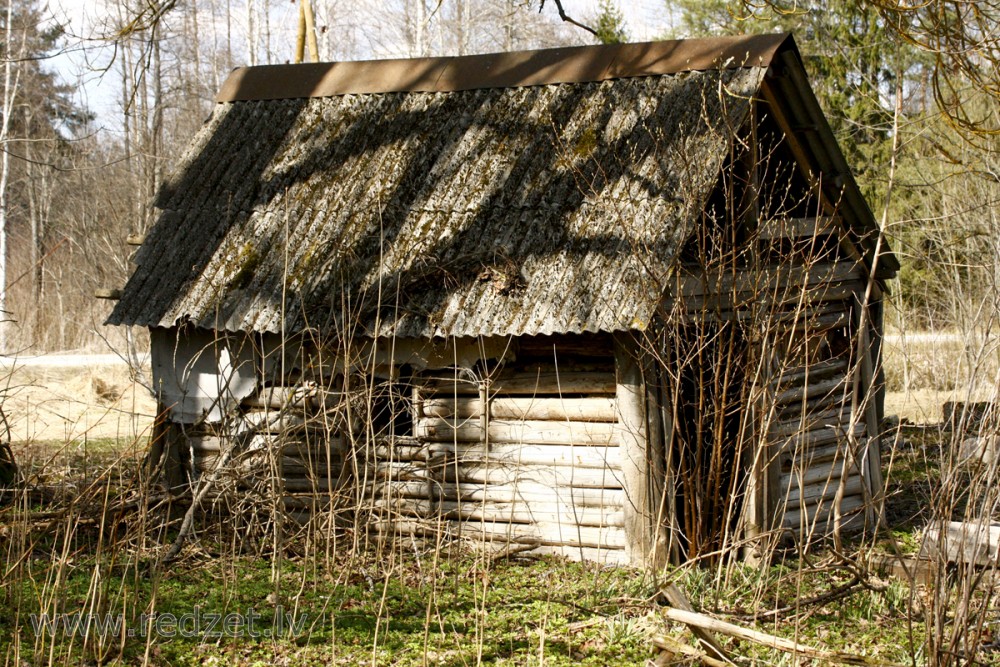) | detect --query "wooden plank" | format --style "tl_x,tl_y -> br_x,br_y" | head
780,459 -> 850,489
674,262 -> 863,298
770,358 -> 848,389
776,392 -> 852,420
782,494 -> 866,531
774,376 -> 849,406
666,279 -> 861,314
774,422 -> 867,459
371,499 -> 624,528
365,480 -> 626,507
920,520 -> 1000,566
528,544 -> 629,564
858,322 -> 885,525
415,417 -> 617,446
768,406 -> 851,437
421,396 -> 617,422
780,472 -> 864,505
366,441 -> 621,469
